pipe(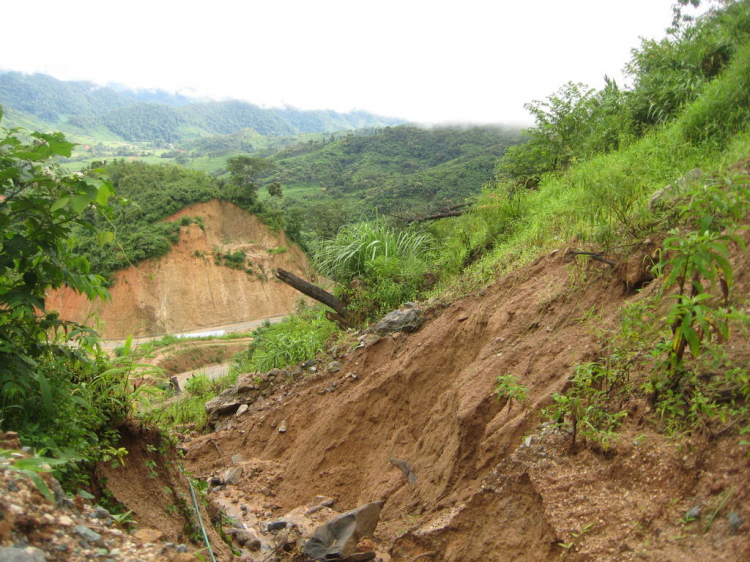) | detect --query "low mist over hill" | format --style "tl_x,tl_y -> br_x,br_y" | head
0,71 -> 404,141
